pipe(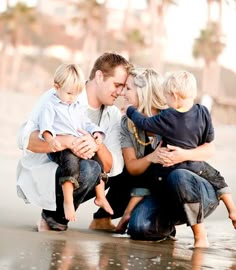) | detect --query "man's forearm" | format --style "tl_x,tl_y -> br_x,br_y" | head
27,131 -> 52,153
27,131 -> 71,153
96,143 -> 113,173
